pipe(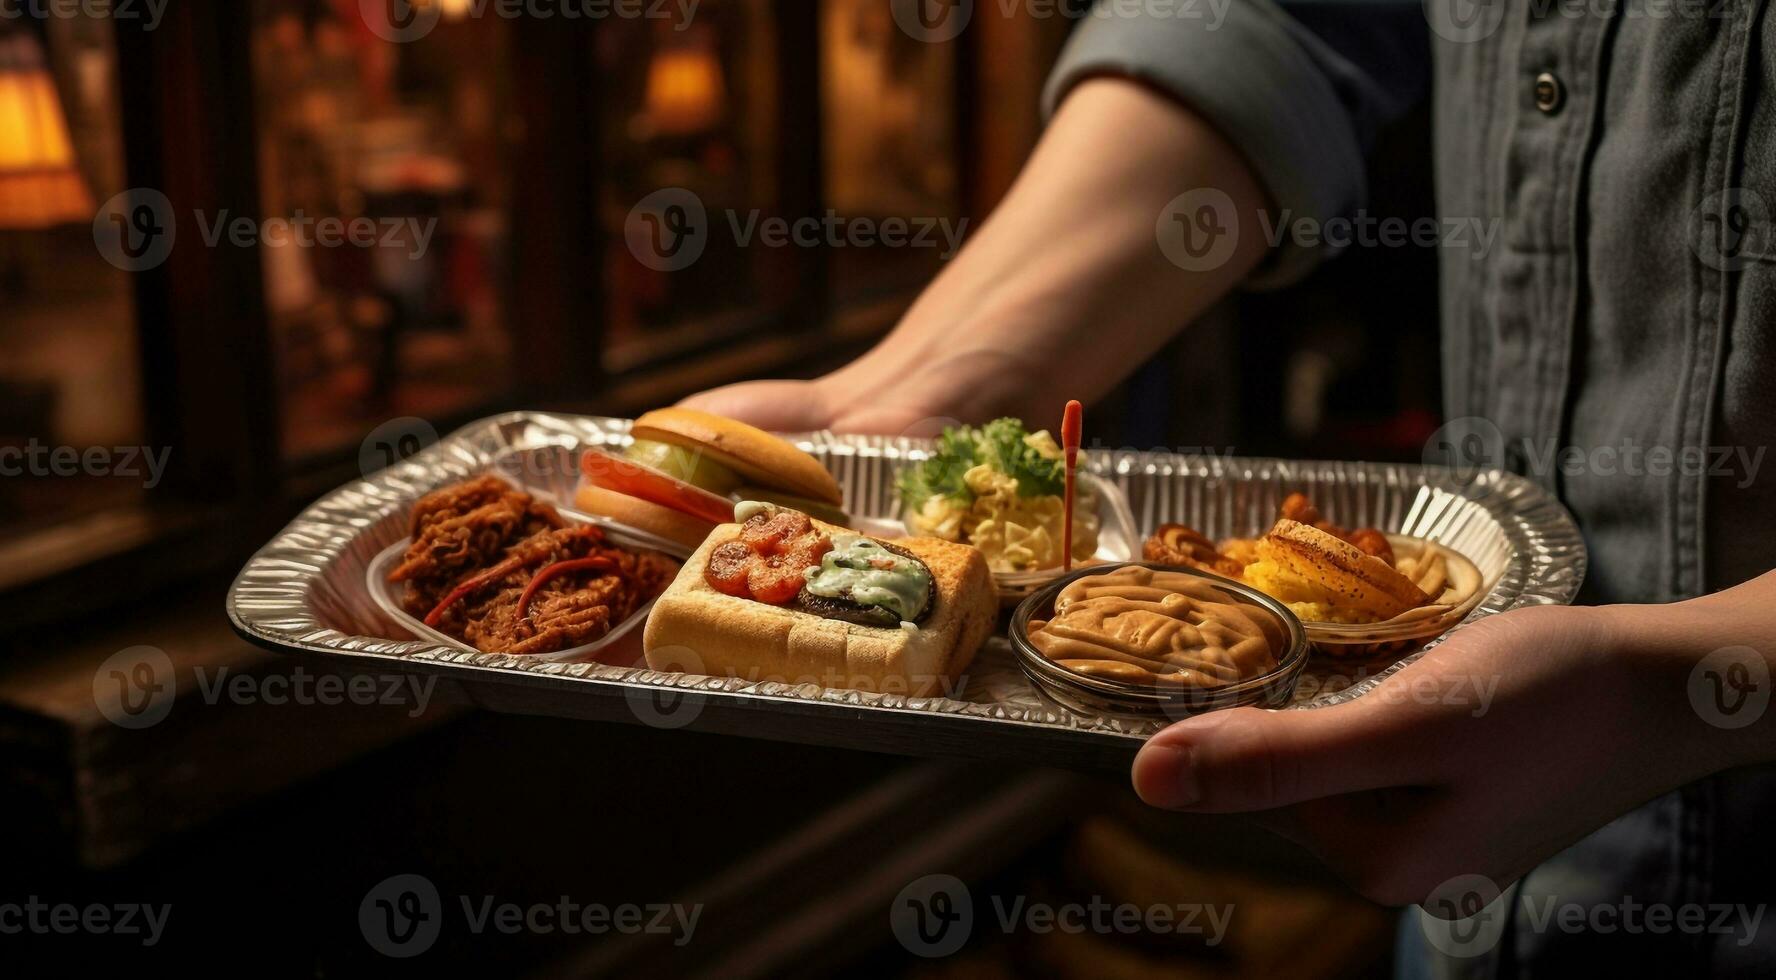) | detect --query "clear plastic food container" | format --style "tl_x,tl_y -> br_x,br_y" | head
899,472 -> 1140,606
366,505 -> 686,664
